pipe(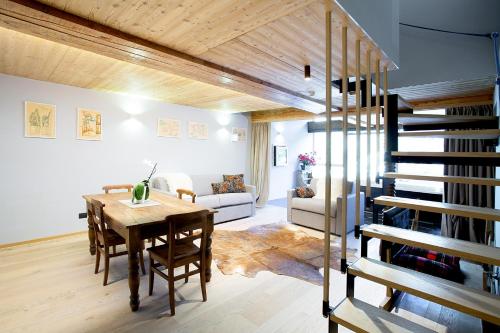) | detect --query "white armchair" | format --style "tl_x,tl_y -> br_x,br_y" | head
287,177 -> 365,234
